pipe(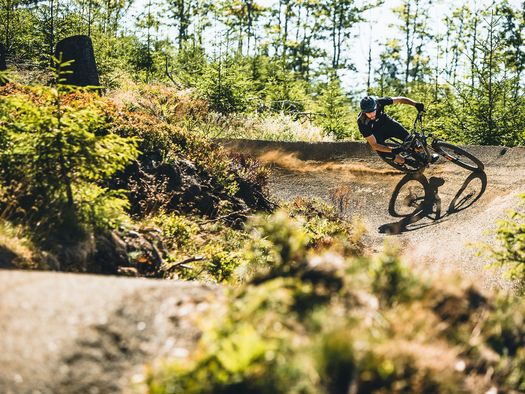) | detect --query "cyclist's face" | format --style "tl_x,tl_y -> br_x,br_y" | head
365,110 -> 376,120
